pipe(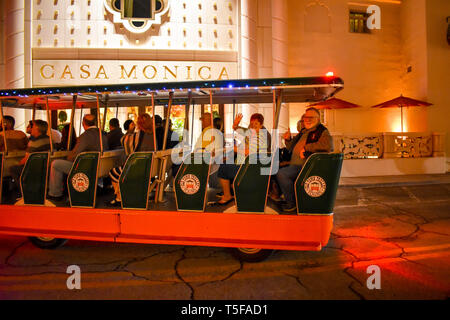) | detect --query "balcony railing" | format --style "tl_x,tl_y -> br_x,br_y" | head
332,132 -> 445,159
